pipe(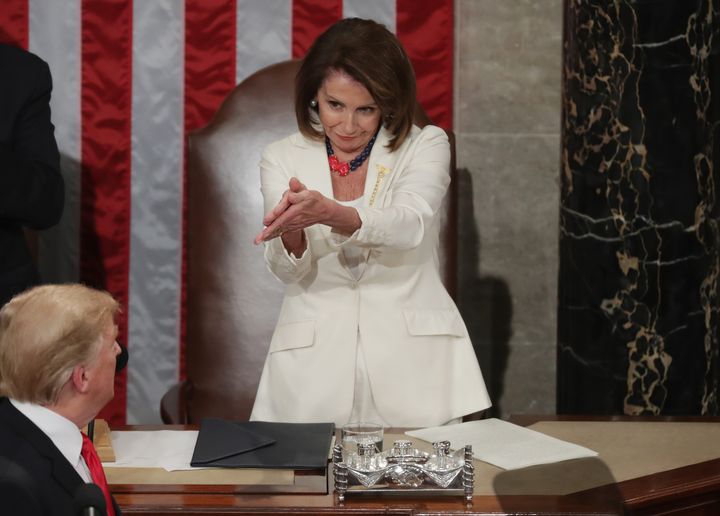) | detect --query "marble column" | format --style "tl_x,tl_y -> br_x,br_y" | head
558,0 -> 720,415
